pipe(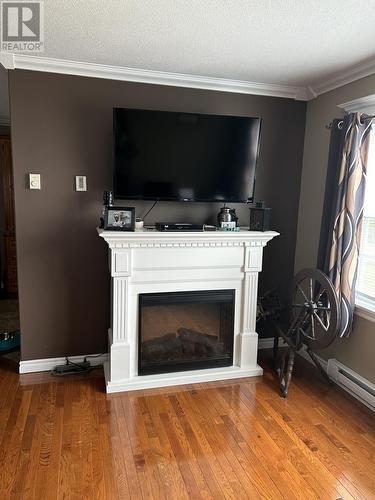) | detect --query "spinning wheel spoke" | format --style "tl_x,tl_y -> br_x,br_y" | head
292,303 -> 305,308
314,287 -> 326,304
297,284 -> 309,303
298,311 -> 310,326
309,278 -> 314,301
299,327 -> 307,337
313,311 -> 329,332
310,315 -> 316,338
